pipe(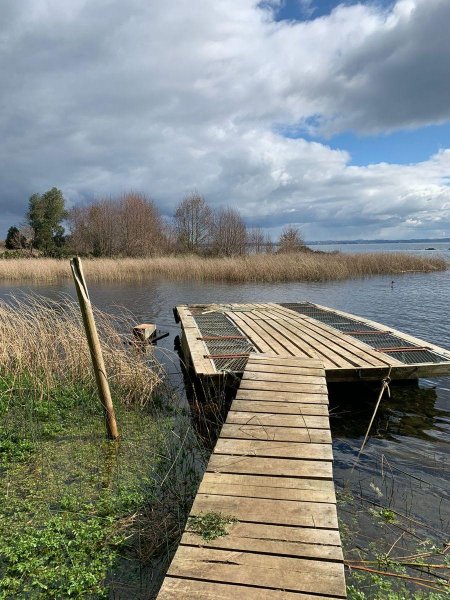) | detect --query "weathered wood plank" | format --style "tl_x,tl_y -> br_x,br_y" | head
246,363 -> 324,374
167,547 -> 346,597
235,389 -> 329,403
158,578 -> 342,600
200,472 -> 335,494
220,422 -> 332,442
239,380 -> 328,393
181,529 -> 343,560
228,403 -> 330,418
207,455 -> 333,479
247,355 -> 323,367
265,303 -> 400,367
214,438 -> 333,461
242,371 -> 326,384
198,473 -> 336,503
